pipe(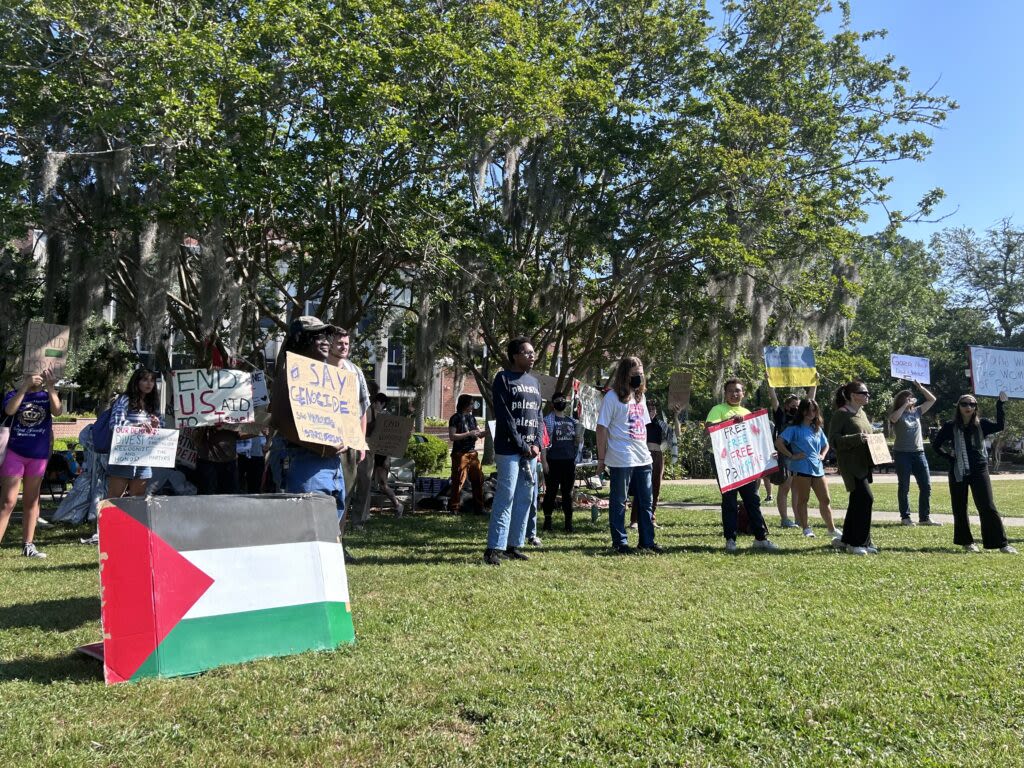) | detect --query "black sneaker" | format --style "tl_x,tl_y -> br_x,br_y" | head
613,545 -> 635,555
483,548 -> 502,566
504,547 -> 530,561
639,544 -> 665,555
